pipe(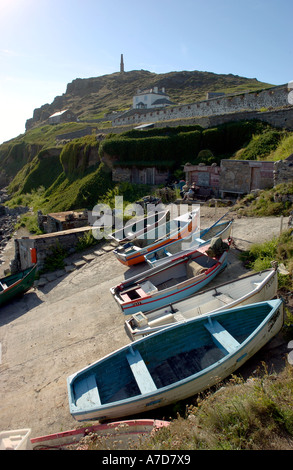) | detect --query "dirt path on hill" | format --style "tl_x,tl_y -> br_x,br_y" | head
0,207 -> 290,441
